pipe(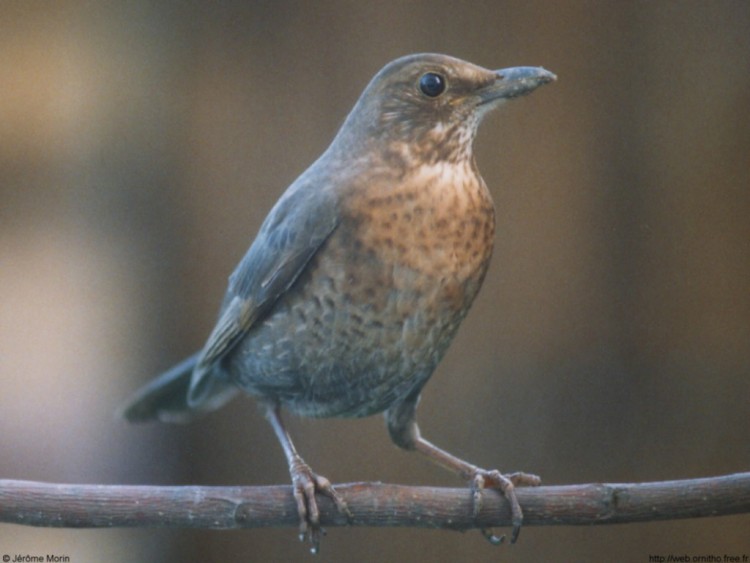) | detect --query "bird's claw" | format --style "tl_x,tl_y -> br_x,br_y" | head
470,469 -> 541,545
289,458 -> 350,554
